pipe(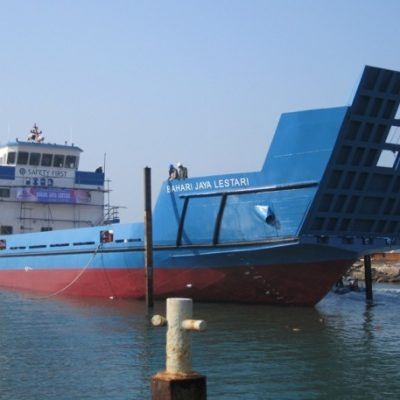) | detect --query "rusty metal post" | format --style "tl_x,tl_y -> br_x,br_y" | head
364,254 -> 373,304
144,167 -> 154,308
151,298 -> 207,400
